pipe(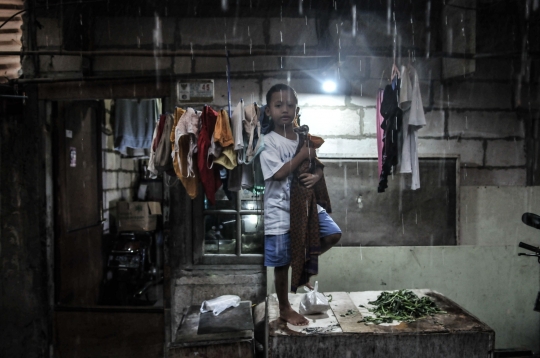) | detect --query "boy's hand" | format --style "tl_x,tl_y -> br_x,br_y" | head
299,173 -> 320,188
297,142 -> 313,160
